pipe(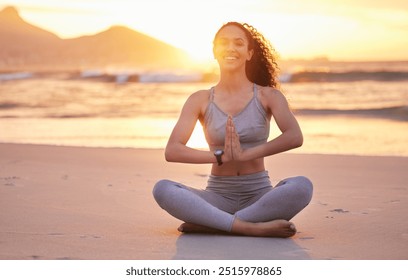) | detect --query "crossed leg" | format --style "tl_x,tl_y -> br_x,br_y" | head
153,176 -> 313,238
